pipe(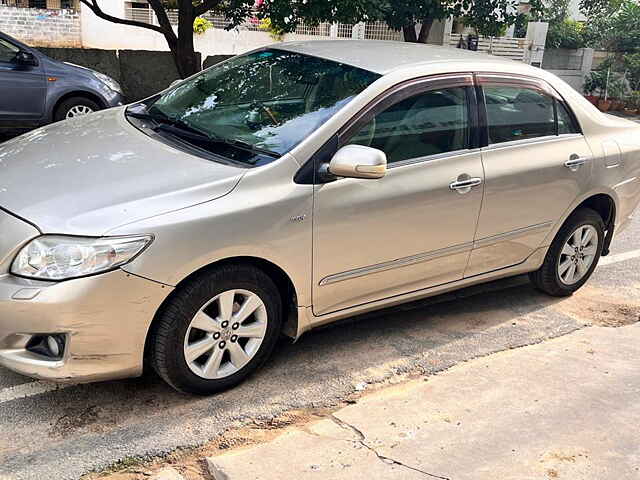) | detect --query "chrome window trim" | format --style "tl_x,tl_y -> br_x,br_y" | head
319,241 -> 474,286
482,133 -> 584,152
387,148 -> 481,169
